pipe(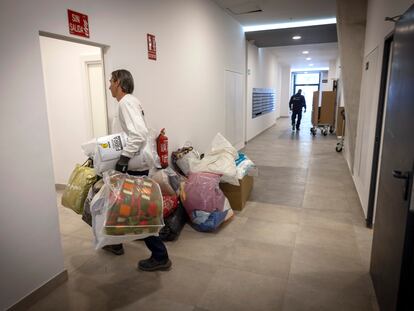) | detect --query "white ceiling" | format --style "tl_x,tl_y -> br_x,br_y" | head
268,42 -> 338,69
214,0 -> 337,27
213,1 -> 338,69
